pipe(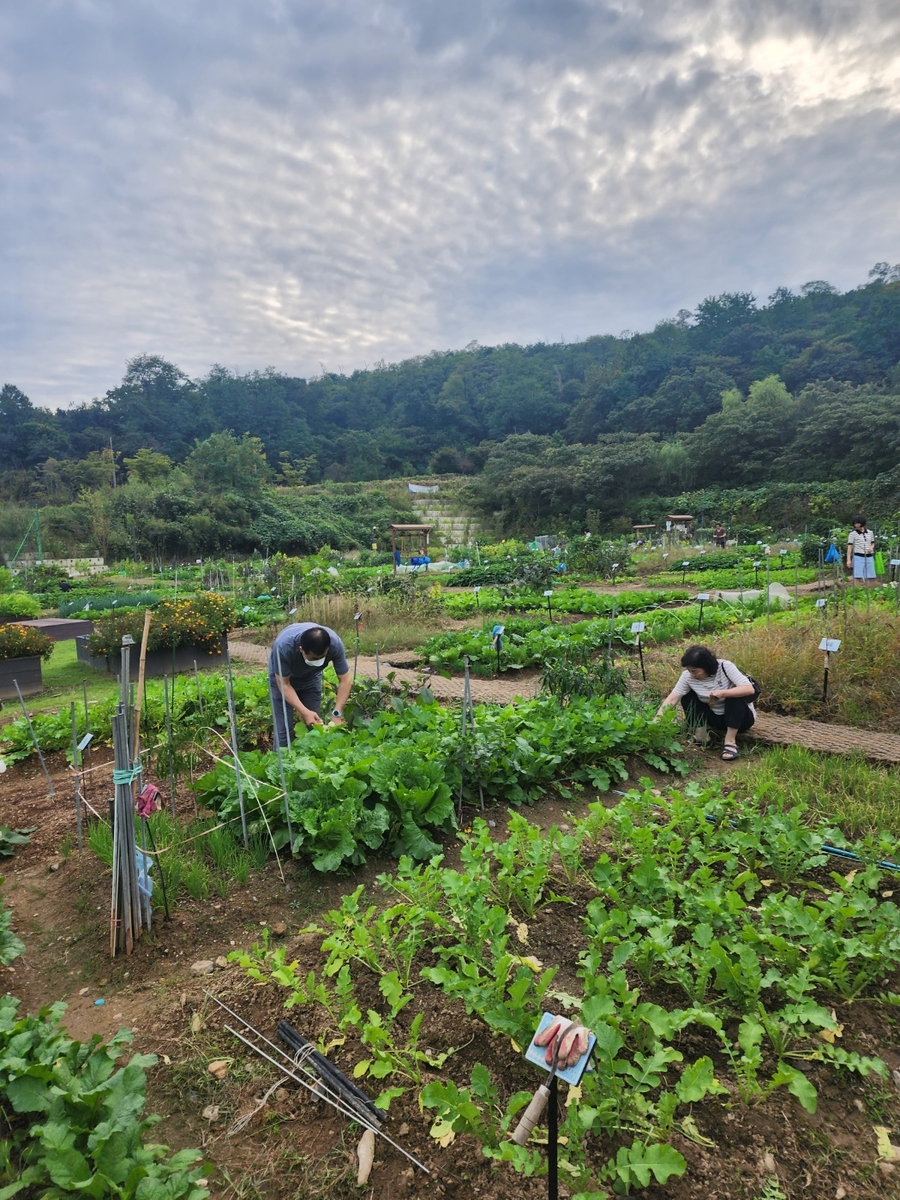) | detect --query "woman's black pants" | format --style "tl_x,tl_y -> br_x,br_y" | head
680,691 -> 754,734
